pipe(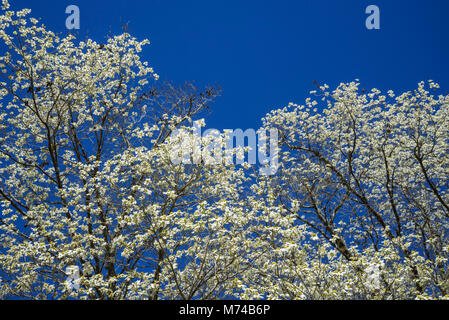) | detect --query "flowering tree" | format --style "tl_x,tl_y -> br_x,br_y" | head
244,80 -> 449,299
0,1 -> 252,299
1,1 -> 449,300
